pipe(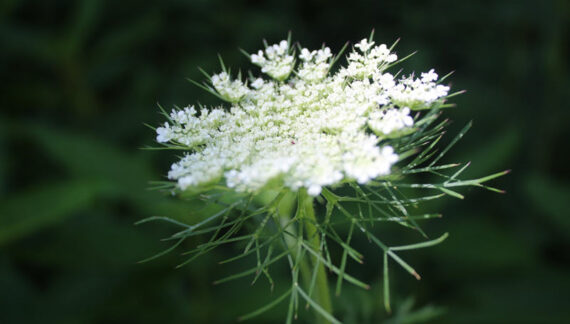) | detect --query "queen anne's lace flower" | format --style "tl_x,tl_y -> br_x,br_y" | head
211,72 -> 249,103
251,40 -> 295,81
368,107 -> 414,135
156,38 -> 450,196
